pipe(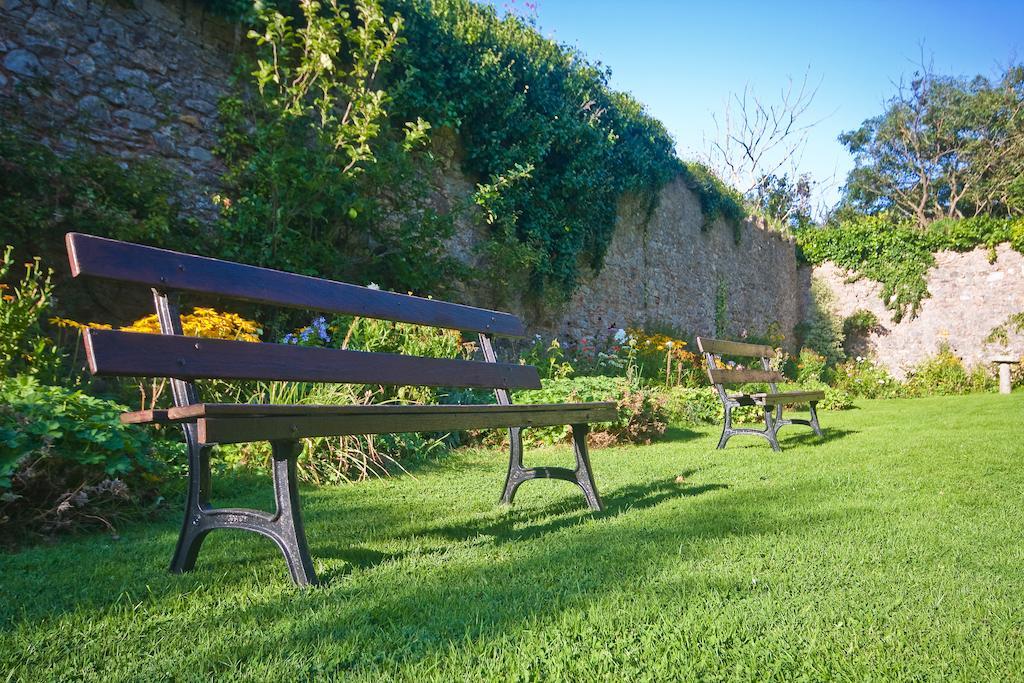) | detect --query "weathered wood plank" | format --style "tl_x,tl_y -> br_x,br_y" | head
84,329 -> 541,389
696,337 -> 774,358
750,390 -> 825,406
66,233 -> 526,337
708,368 -> 785,385
196,403 -> 618,444
121,401 -> 616,424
